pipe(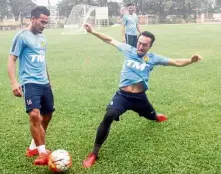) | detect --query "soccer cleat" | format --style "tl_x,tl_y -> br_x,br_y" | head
156,114 -> 168,122
26,148 -> 39,157
82,153 -> 98,168
34,153 -> 49,166
26,148 -> 51,157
